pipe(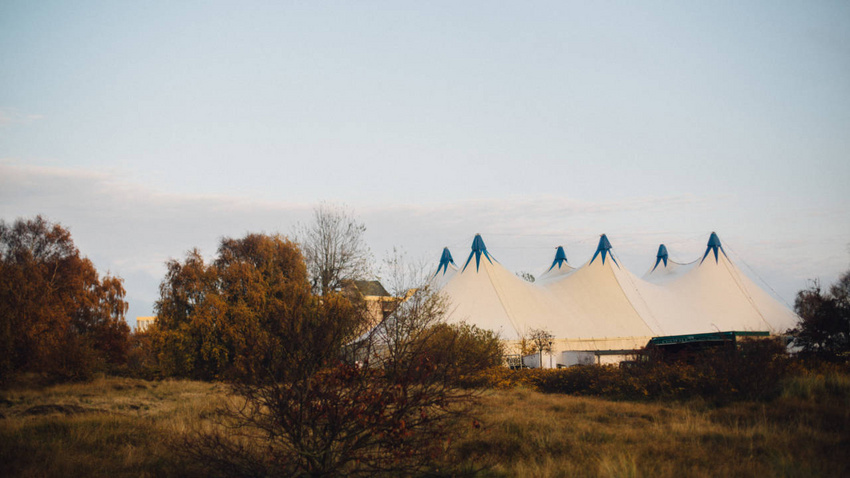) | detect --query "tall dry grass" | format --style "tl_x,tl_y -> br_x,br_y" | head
451,383 -> 849,477
1,371 -> 848,477
0,376 -> 226,477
